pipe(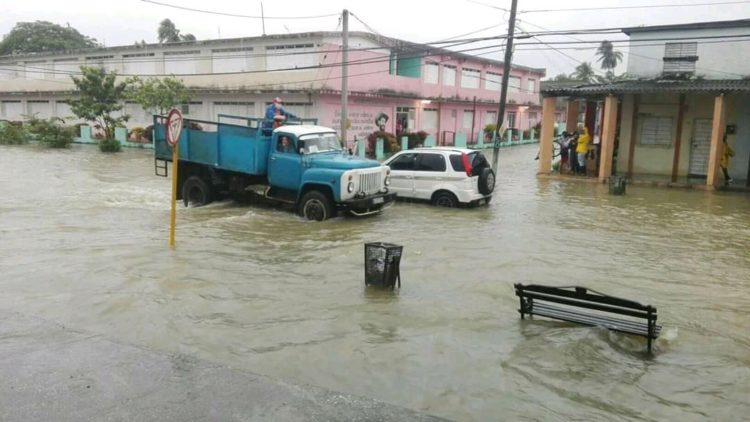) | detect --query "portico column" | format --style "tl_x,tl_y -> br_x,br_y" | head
706,94 -> 727,188
598,95 -> 618,182
539,96 -> 557,174
565,99 -> 579,132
